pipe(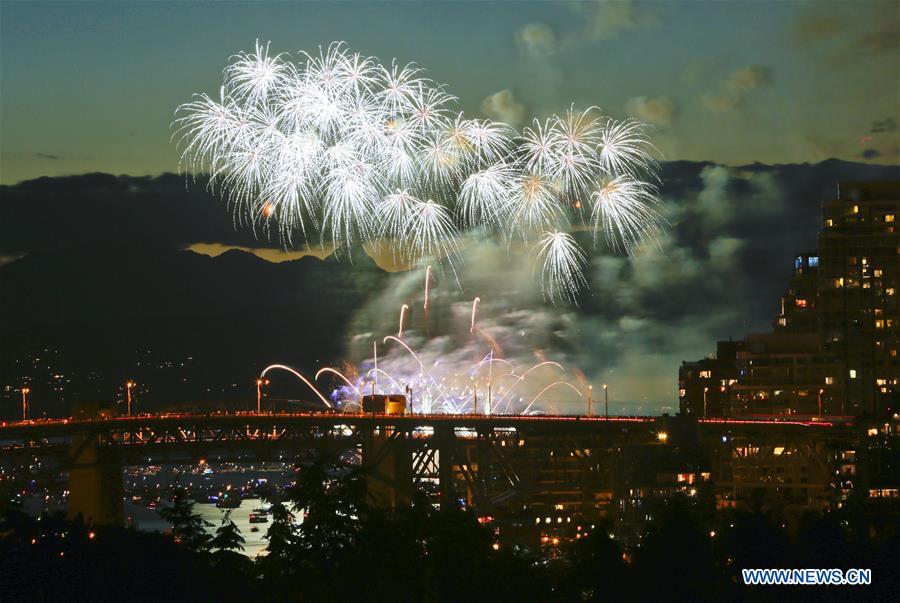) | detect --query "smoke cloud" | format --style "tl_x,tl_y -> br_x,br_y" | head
481,89 -> 527,127
625,96 -> 676,126
702,66 -> 773,113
